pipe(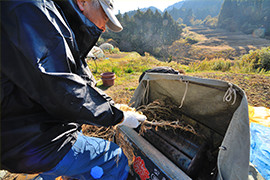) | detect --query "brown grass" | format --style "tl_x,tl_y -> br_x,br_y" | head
170,26 -> 270,63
